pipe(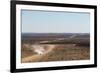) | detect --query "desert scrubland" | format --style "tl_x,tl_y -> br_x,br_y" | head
21,33 -> 90,63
